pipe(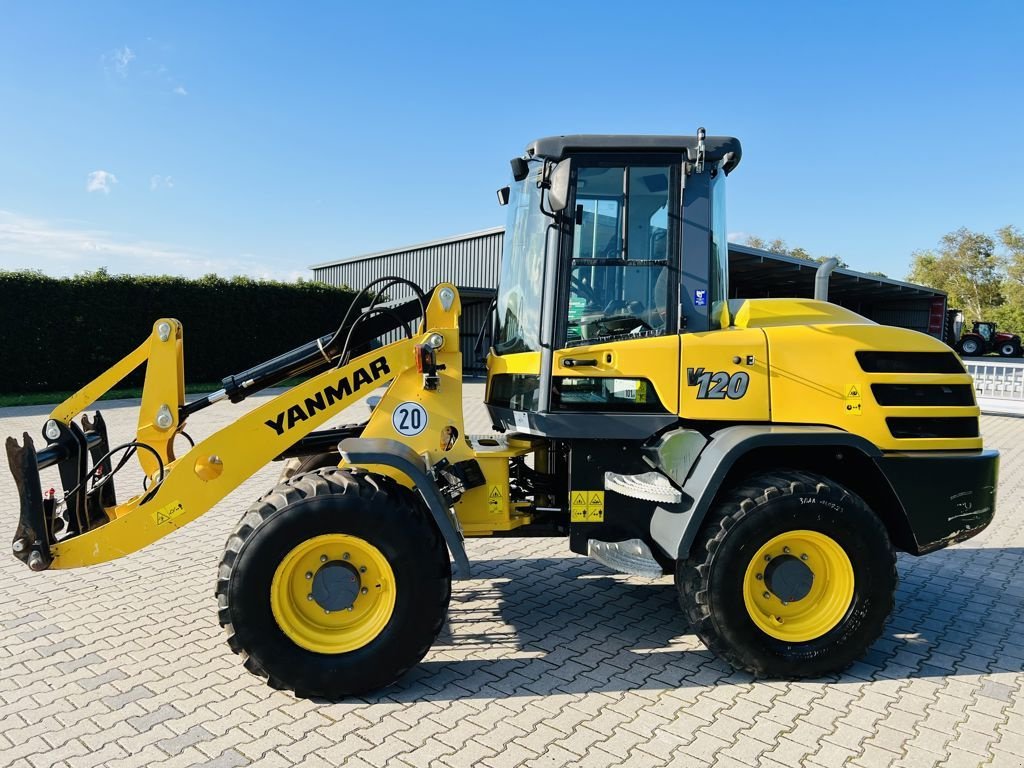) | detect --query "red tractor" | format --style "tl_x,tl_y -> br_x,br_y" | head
957,320 -> 1022,357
